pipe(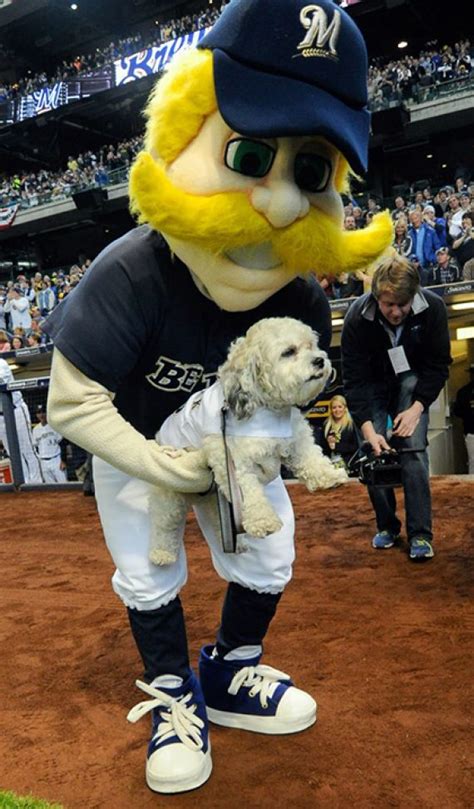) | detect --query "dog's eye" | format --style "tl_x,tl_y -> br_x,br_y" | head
281,346 -> 297,358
